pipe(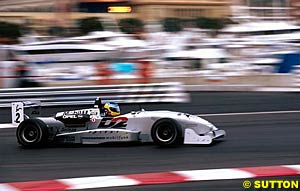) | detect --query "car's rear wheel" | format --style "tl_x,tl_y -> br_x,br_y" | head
151,118 -> 182,146
16,119 -> 49,148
